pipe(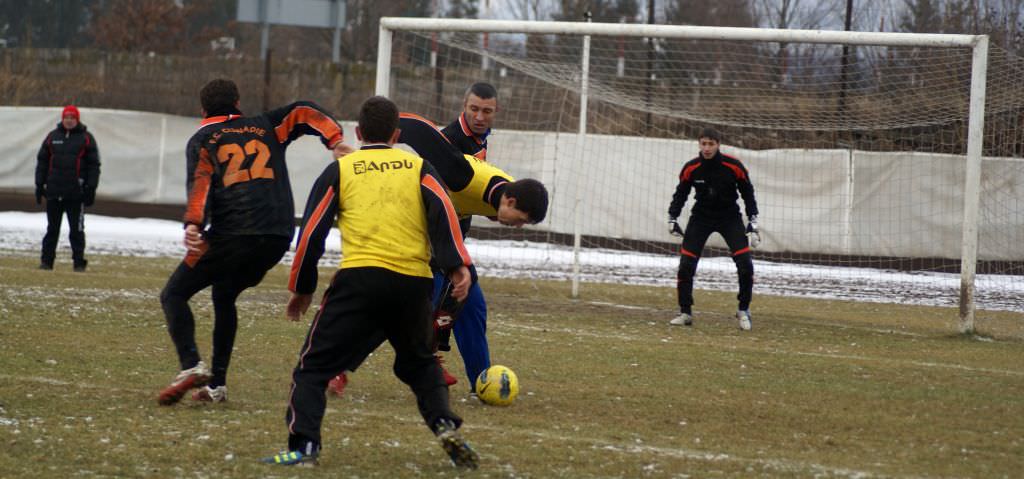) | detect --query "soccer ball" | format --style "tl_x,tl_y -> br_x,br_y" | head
475,365 -> 519,406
